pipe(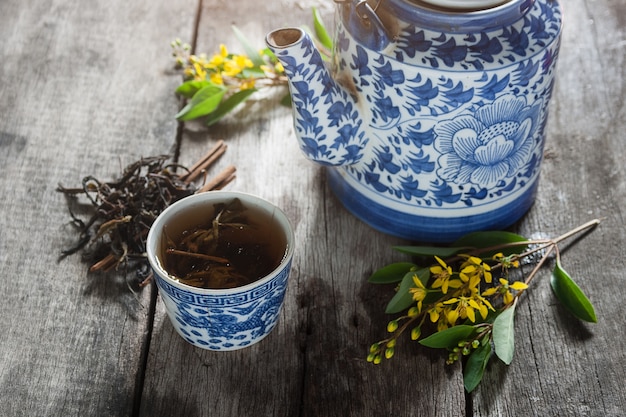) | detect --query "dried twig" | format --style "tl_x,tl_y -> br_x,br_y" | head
198,165 -> 236,193
182,140 -> 227,184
